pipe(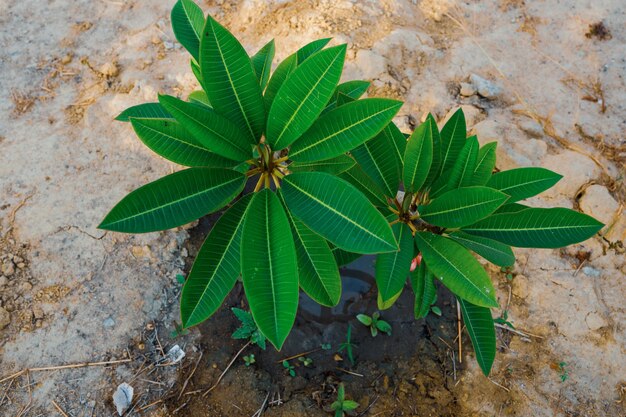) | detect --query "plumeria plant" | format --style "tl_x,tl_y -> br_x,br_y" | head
101,0 -> 401,350
99,0 -> 603,375
337,108 -> 603,374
